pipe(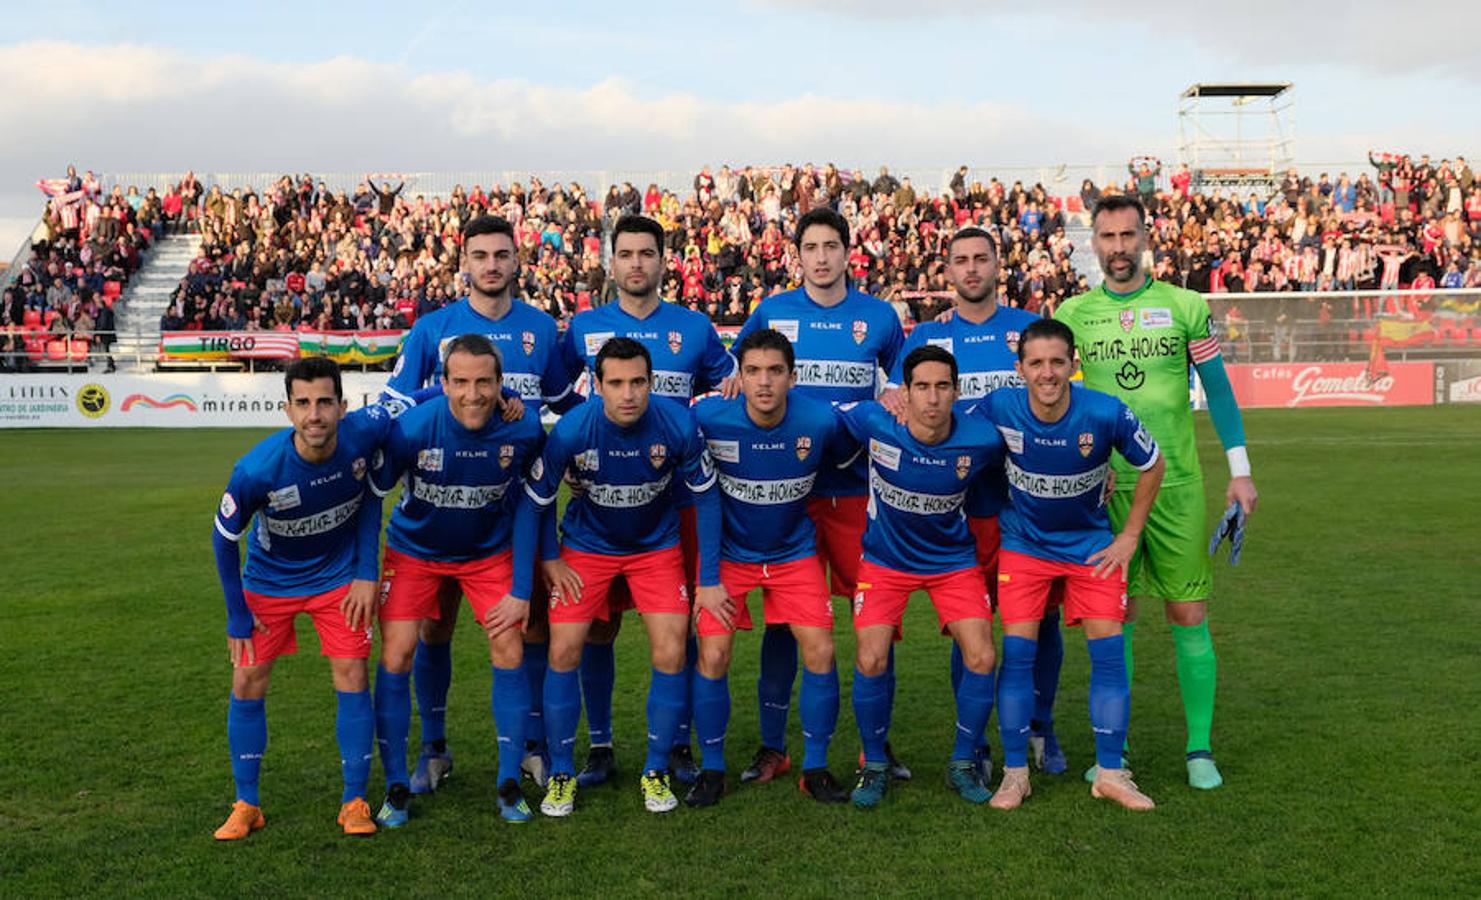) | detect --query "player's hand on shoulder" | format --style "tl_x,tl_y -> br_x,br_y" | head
483,594 -> 530,639
878,387 -> 907,424
693,585 -> 736,631
935,307 -> 956,324
342,579 -> 378,631
719,373 -> 741,400
1227,475 -> 1258,516
501,395 -> 526,423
